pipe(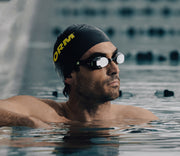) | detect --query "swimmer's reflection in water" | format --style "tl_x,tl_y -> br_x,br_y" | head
52,120 -> 154,155
0,24 -> 158,128
53,122 -> 120,155
4,120 -> 153,155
